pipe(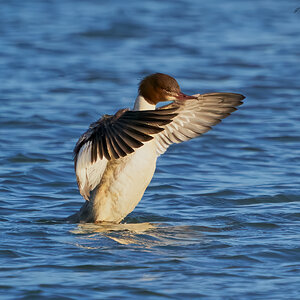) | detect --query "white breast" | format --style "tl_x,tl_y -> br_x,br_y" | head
90,140 -> 157,223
